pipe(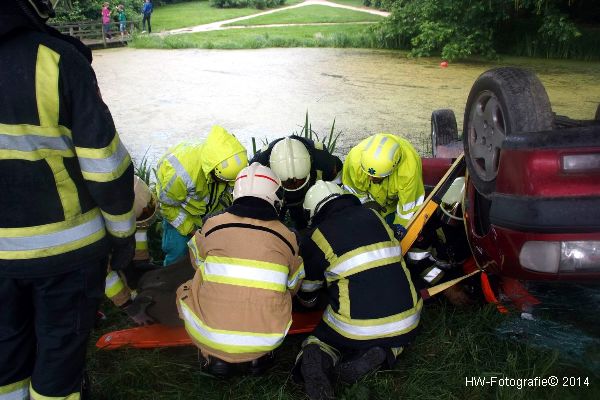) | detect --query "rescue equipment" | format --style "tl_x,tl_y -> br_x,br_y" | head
96,311 -> 324,350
